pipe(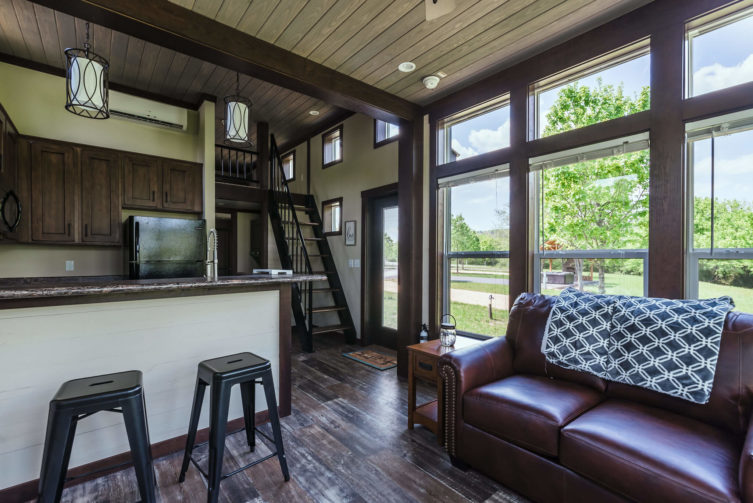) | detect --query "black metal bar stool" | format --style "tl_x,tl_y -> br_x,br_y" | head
38,370 -> 155,503
178,352 -> 289,503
